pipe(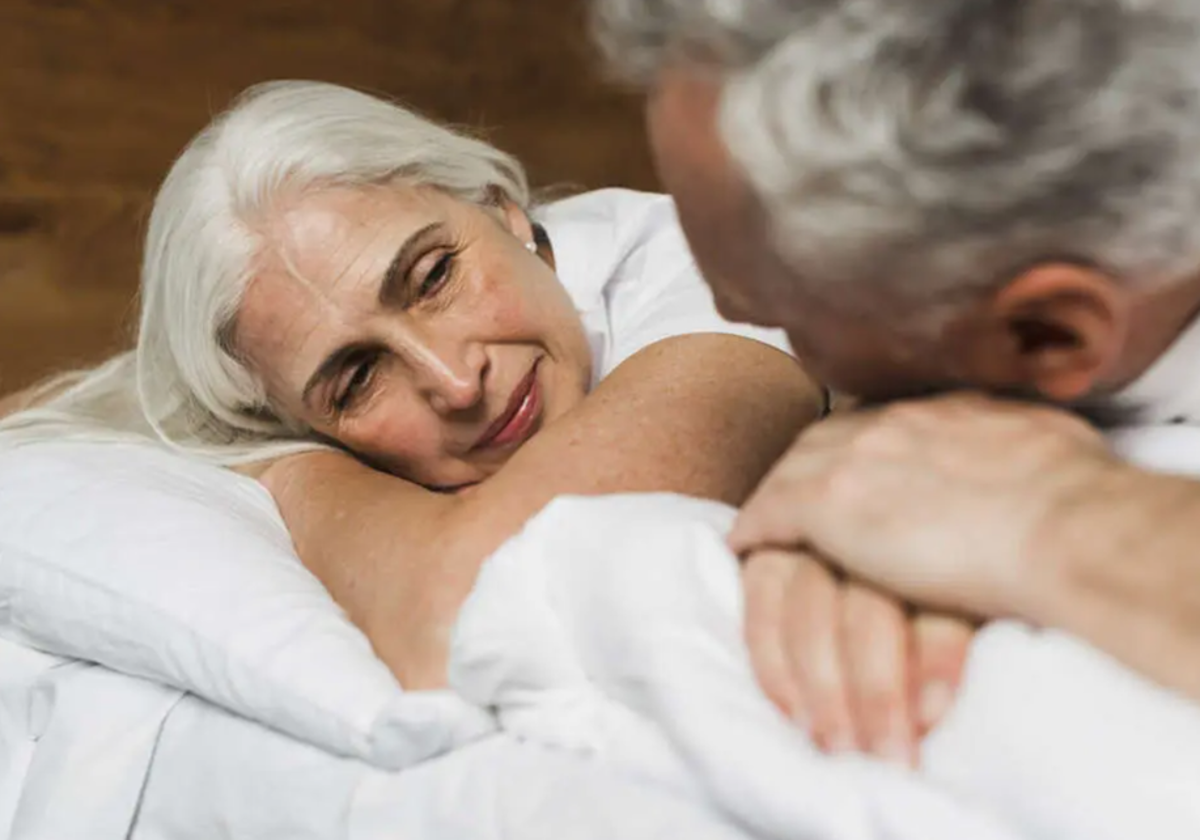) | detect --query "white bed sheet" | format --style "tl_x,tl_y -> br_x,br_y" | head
131,692 -> 750,840
0,635 -> 747,840
0,638 -> 182,840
